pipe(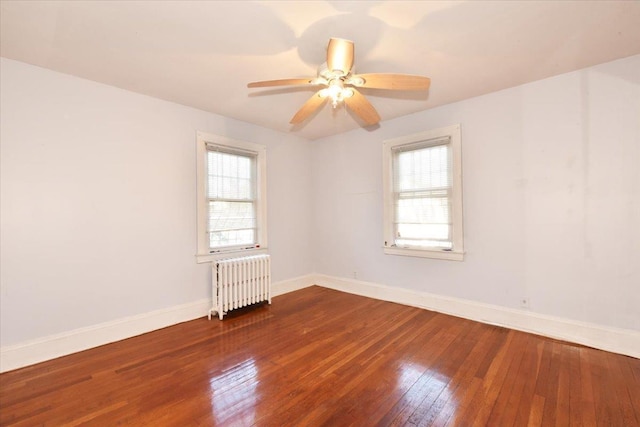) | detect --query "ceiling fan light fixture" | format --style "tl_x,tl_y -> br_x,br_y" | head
347,76 -> 365,86
310,76 -> 328,85
319,79 -> 354,108
247,38 -> 430,126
